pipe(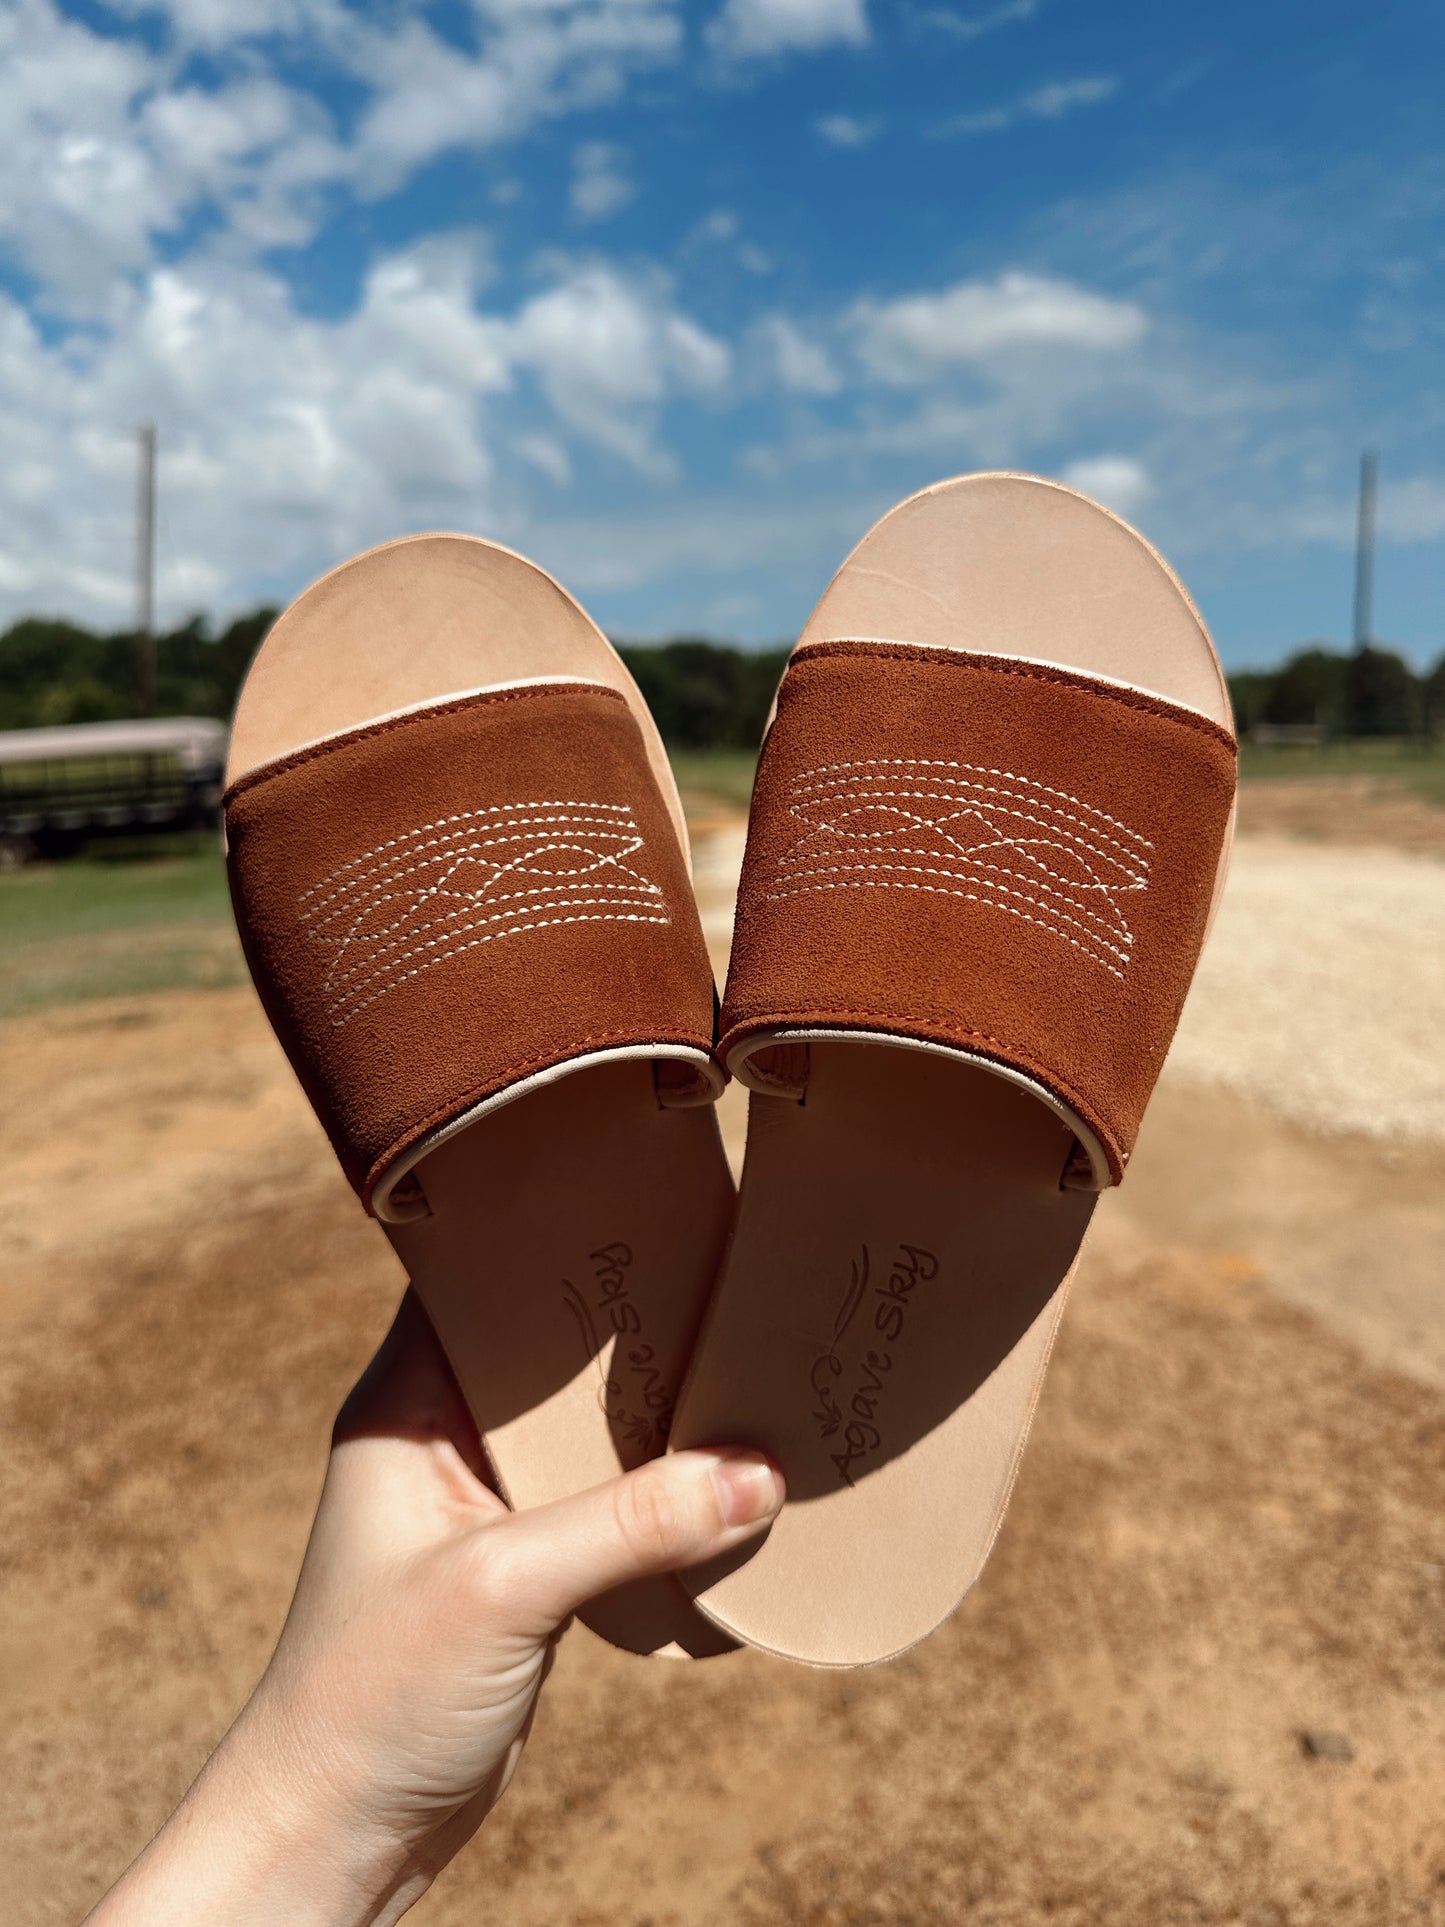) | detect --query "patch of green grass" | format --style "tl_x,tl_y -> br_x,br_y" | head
0,835 -> 241,1015
5,735 -> 1437,1019
672,741 -> 1445,811
673,740 -> 1445,812
1237,738 -> 1445,804
0,925 -> 246,1019
0,836 -> 231,943
669,748 -> 758,812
